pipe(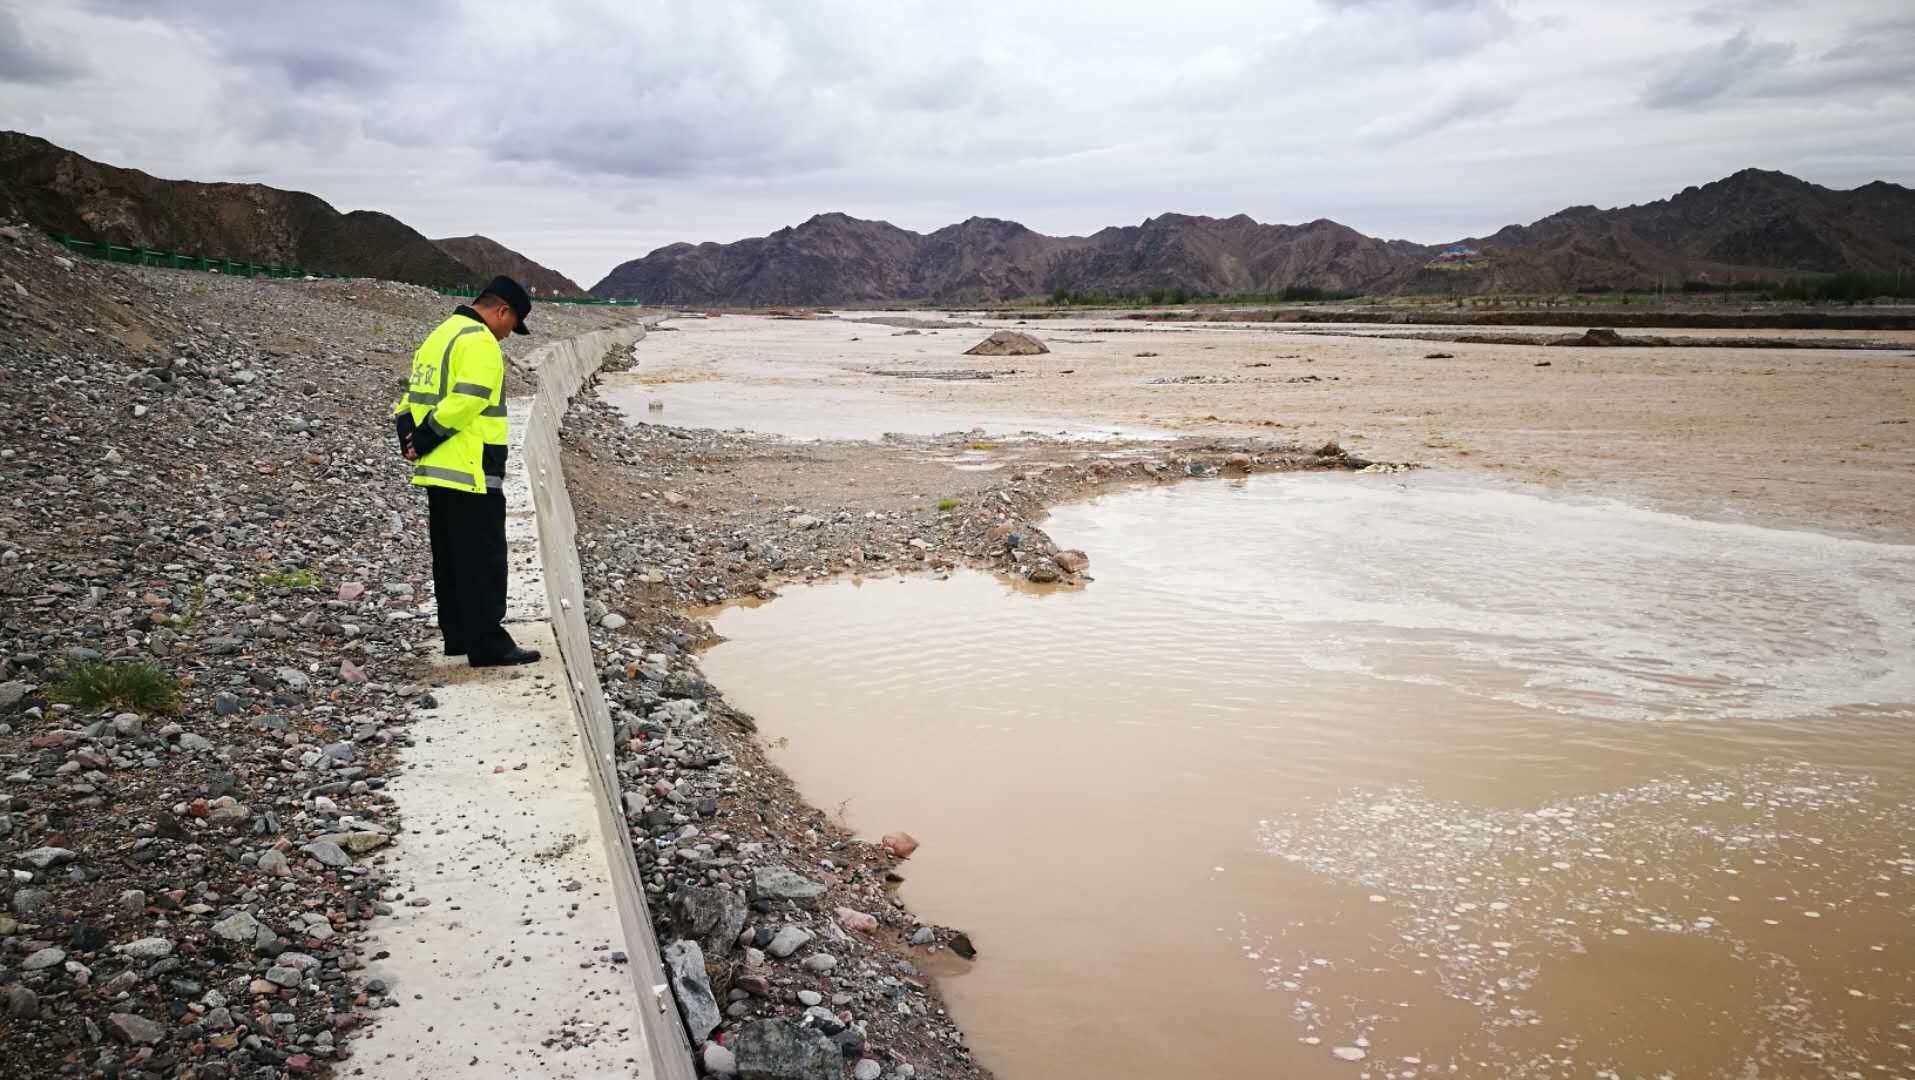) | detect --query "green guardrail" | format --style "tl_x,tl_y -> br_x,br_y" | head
53,233 -> 635,305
